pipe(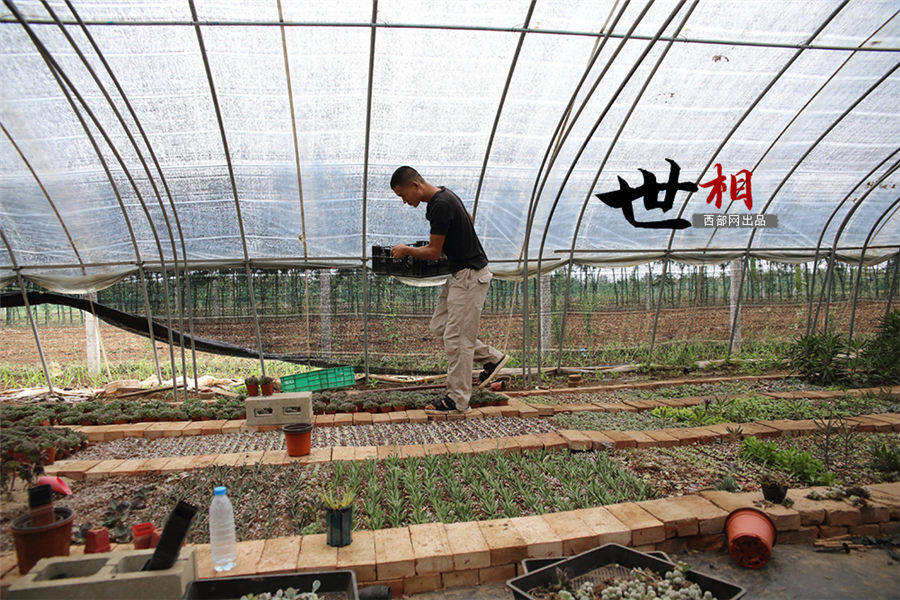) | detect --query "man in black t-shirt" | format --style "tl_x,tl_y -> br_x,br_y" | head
390,166 -> 508,413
